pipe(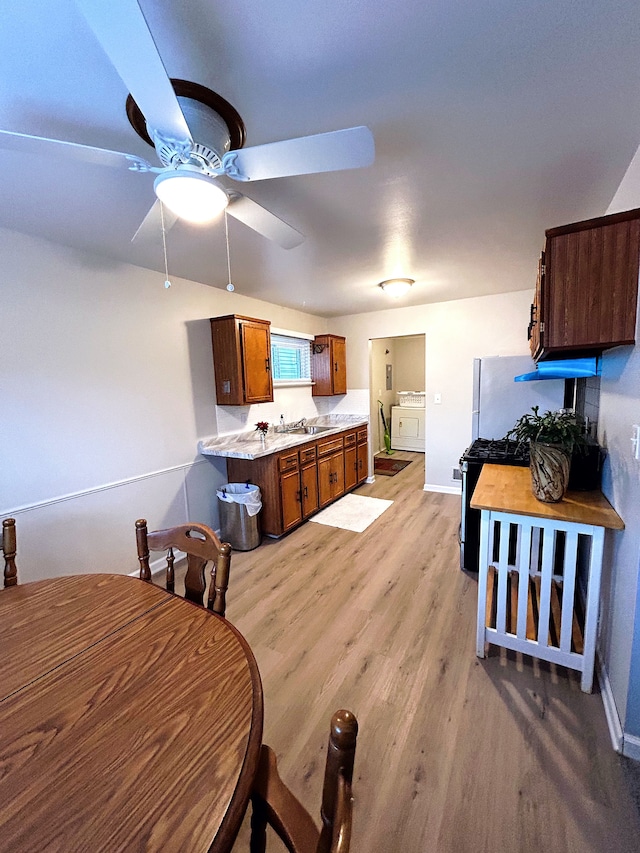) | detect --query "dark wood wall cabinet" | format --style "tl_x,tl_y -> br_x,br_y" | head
312,335 -> 347,396
210,315 -> 274,405
528,207 -> 640,361
226,425 -> 368,537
